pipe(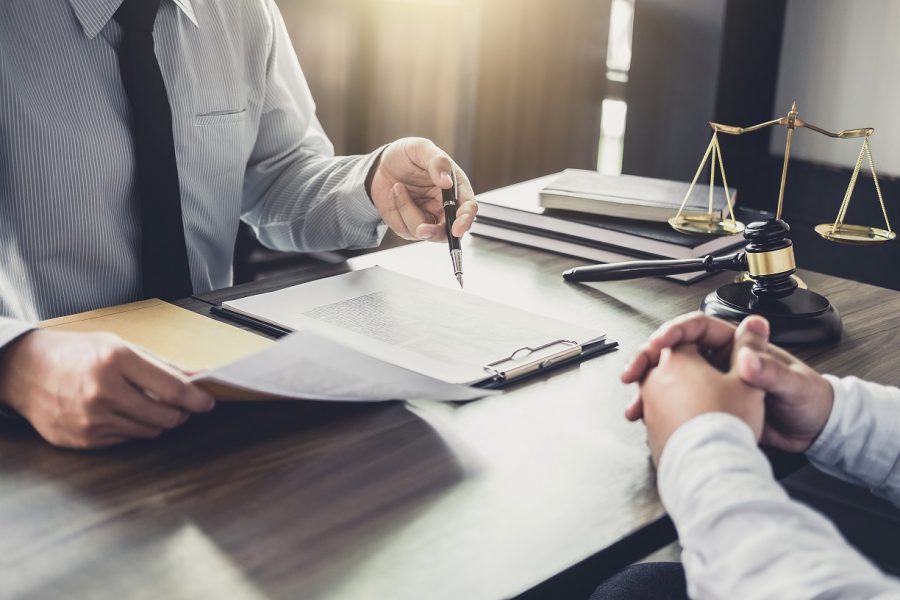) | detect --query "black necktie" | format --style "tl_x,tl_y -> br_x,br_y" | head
115,0 -> 193,300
